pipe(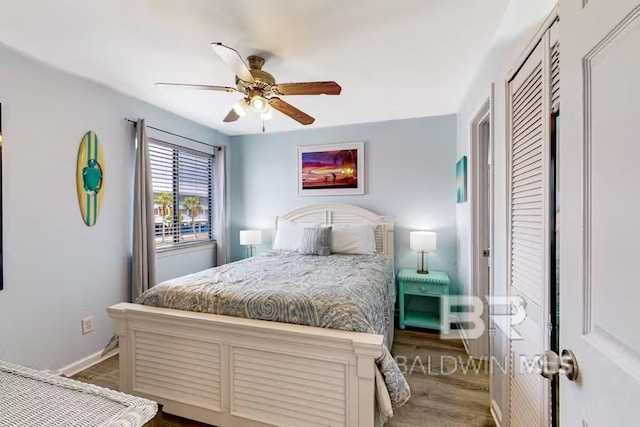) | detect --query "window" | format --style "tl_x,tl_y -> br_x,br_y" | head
149,139 -> 214,250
